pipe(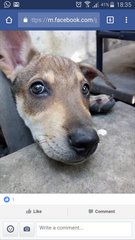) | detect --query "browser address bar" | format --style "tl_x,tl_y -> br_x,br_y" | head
18,12 -> 100,29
